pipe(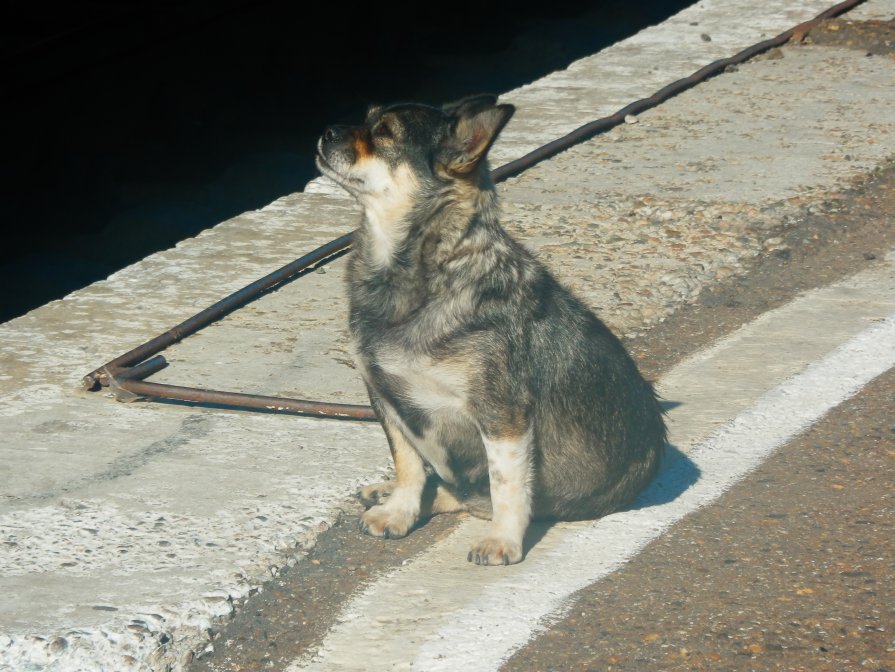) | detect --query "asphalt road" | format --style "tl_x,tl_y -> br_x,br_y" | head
188,161 -> 895,671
